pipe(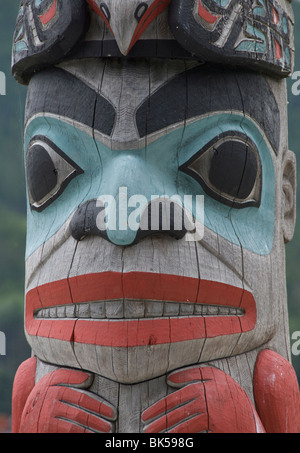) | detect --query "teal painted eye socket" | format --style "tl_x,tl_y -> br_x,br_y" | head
180,132 -> 262,209
24,113 -> 275,257
26,135 -> 83,212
